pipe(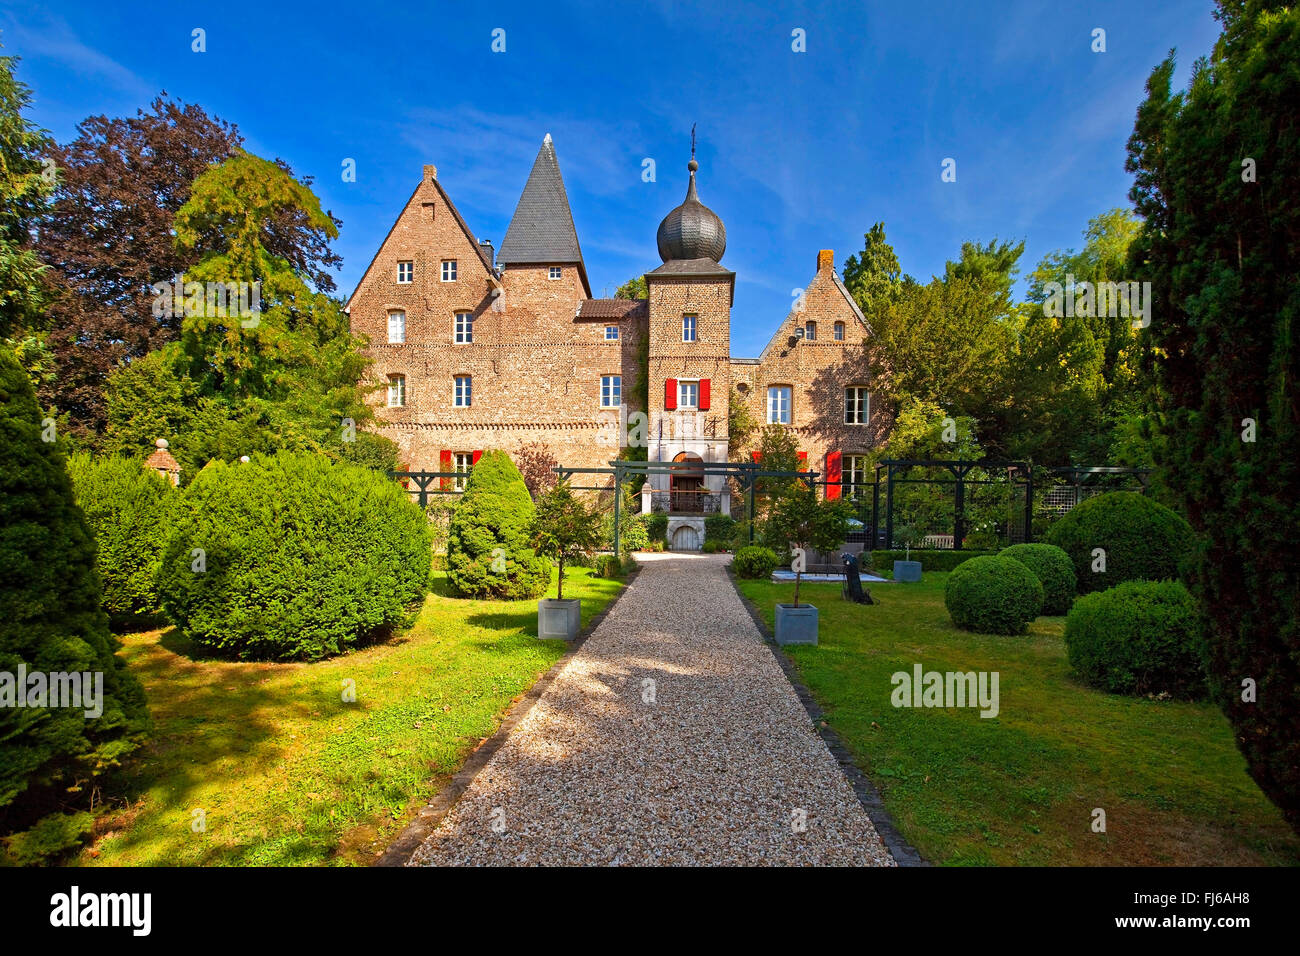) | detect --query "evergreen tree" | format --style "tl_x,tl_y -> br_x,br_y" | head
447,451 -> 550,599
